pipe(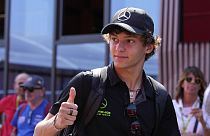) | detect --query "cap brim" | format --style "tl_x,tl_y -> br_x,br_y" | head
22,82 -> 34,88
101,23 -> 144,35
